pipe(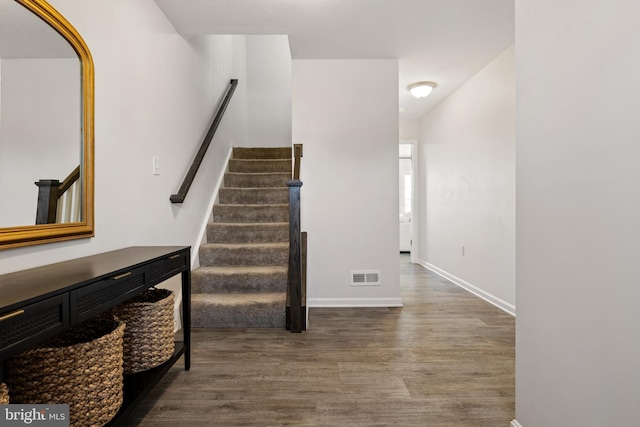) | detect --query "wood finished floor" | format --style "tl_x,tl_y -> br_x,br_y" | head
119,255 -> 514,426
